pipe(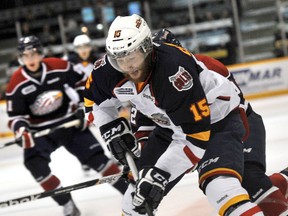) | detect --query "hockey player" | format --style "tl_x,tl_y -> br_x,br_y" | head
84,14 -> 265,215
67,34 -> 103,175
5,36 -> 128,216
151,28 -> 288,215
67,34 -> 102,78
